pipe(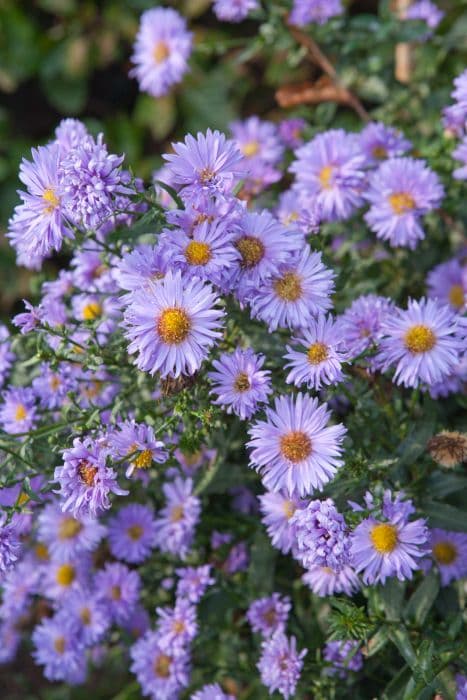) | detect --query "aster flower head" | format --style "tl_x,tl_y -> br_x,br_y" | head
291,498 -> 350,572
350,491 -> 428,585
359,122 -> 411,165
124,270 -> 224,378
111,420 -> 167,478
290,129 -> 366,221
208,348 -> 272,420
259,491 -> 307,554
453,137 -> 467,180
61,586 -> 110,645
0,518 -> 21,575
156,597 -> 198,650
279,118 -> 307,148
173,444 -> 217,477
285,314 -> 347,390
154,477 -> 201,559
54,118 -> 90,156
290,0 -> 343,26
338,294 -> 394,359
276,189 -> 323,234
302,564 -> 360,597
176,565 -> 215,603
130,629 -> 191,700
248,393 -> 347,498
377,298 -> 465,388
323,640 -> 363,678
258,631 -> 307,700
32,615 -> 86,684
191,684 -> 235,700
213,0 -> 259,22
37,503 -> 106,561
115,243 -> 170,293
54,436 -> 128,518
424,529 -> 467,586
0,386 -> 37,435
43,555 -> 91,601
404,1 -> 444,39
95,562 -> 141,624
223,541 -> 249,574
247,593 -> 291,637
247,246 -> 335,331
32,362 -> 76,410
364,157 -> 444,249
130,8 -> 192,98
108,504 -> 157,564
231,116 -> 284,168
427,258 -> 466,311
